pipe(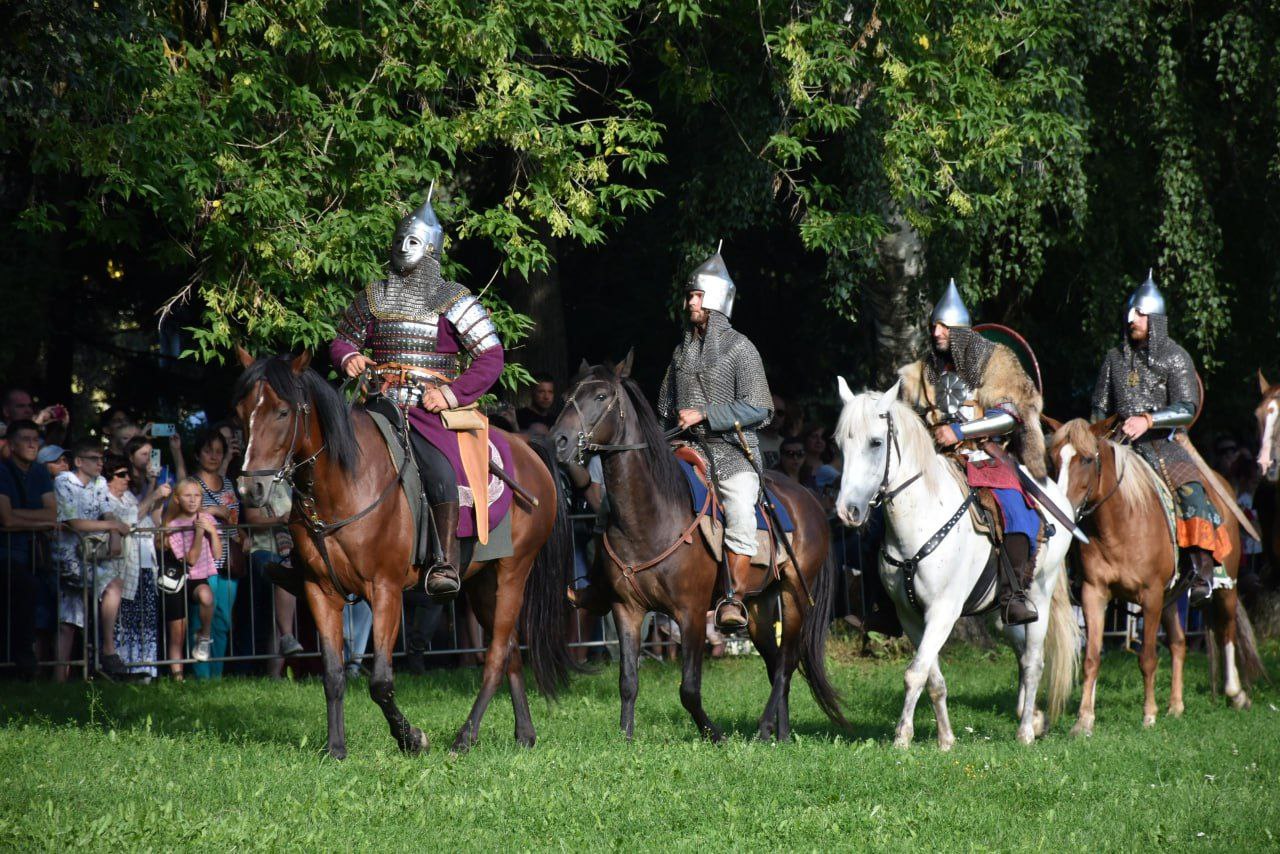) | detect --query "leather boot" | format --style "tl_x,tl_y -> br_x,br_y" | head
713,551 -> 752,633
998,534 -> 1038,627
1187,548 -> 1215,608
425,501 -> 462,599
